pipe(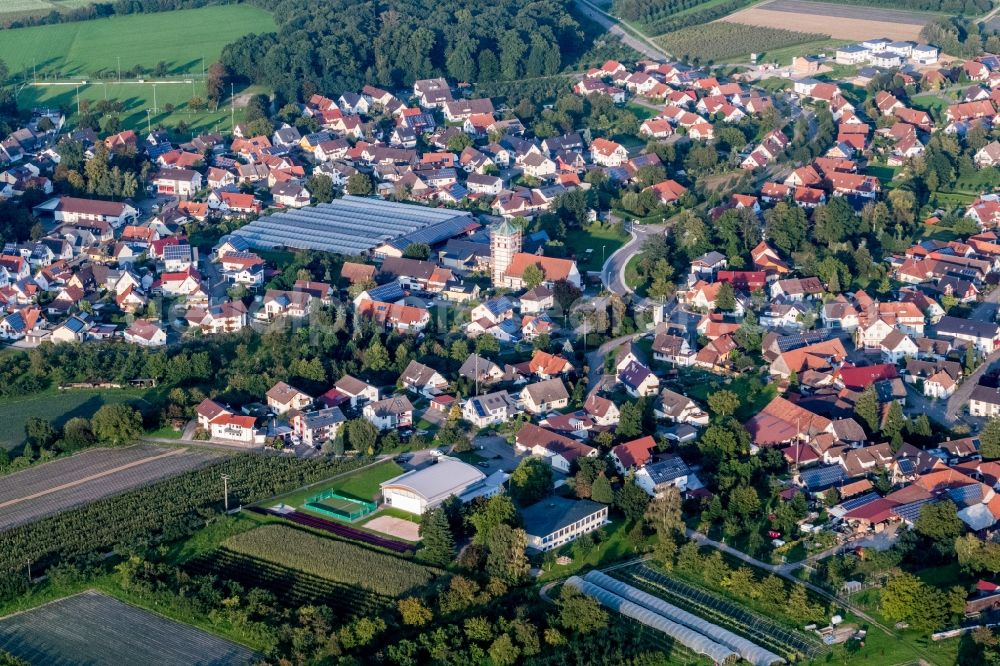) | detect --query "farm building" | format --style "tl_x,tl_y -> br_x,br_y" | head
232,195 -> 475,257
379,457 -> 506,514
